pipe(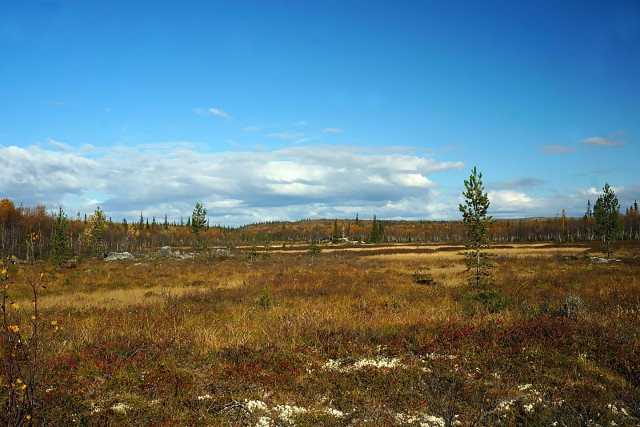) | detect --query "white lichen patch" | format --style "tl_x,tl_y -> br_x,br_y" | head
322,358 -> 343,371
395,412 -> 449,427
323,407 -> 345,418
420,353 -> 458,360
323,356 -> 403,372
110,402 -> 131,414
255,416 -> 274,427
196,394 -> 213,401
608,403 -> 629,417
239,397 -> 347,425
274,404 -> 308,423
354,357 -> 402,369
245,399 -> 269,412
496,398 -> 517,413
